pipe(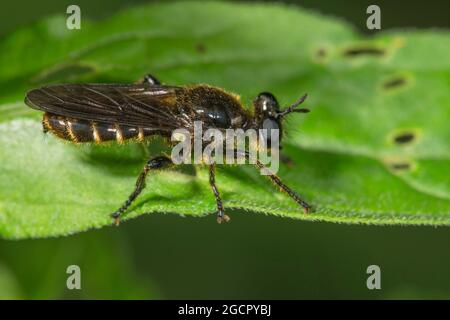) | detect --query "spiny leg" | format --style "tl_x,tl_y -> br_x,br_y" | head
208,164 -> 230,224
111,155 -> 173,225
255,159 -> 311,213
235,149 -> 311,213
